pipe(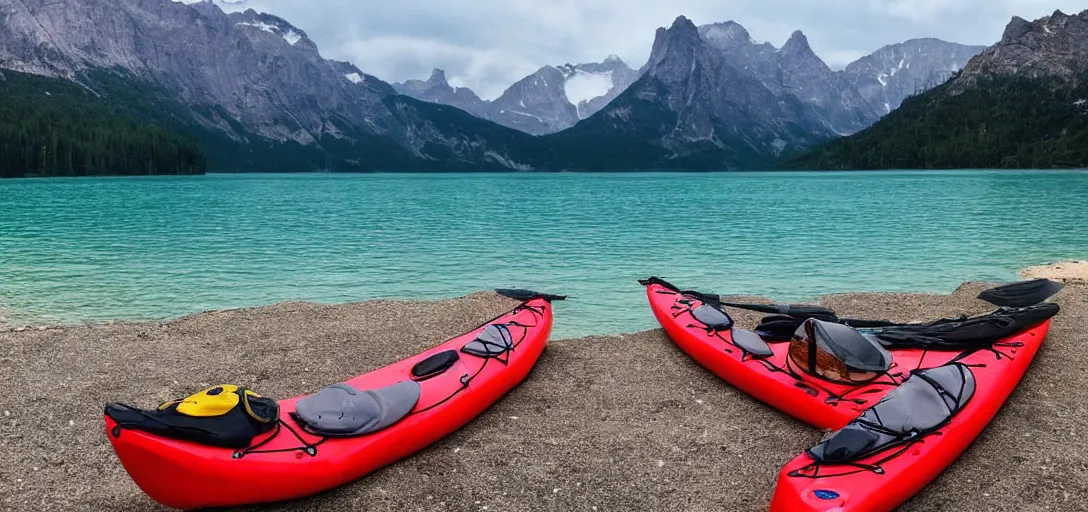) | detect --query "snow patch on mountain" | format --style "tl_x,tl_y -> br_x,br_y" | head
504,110 -> 544,123
235,21 -> 302,46
564,71 -> 614,107
282,30 -> 302,46
344,73 -> 363,84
